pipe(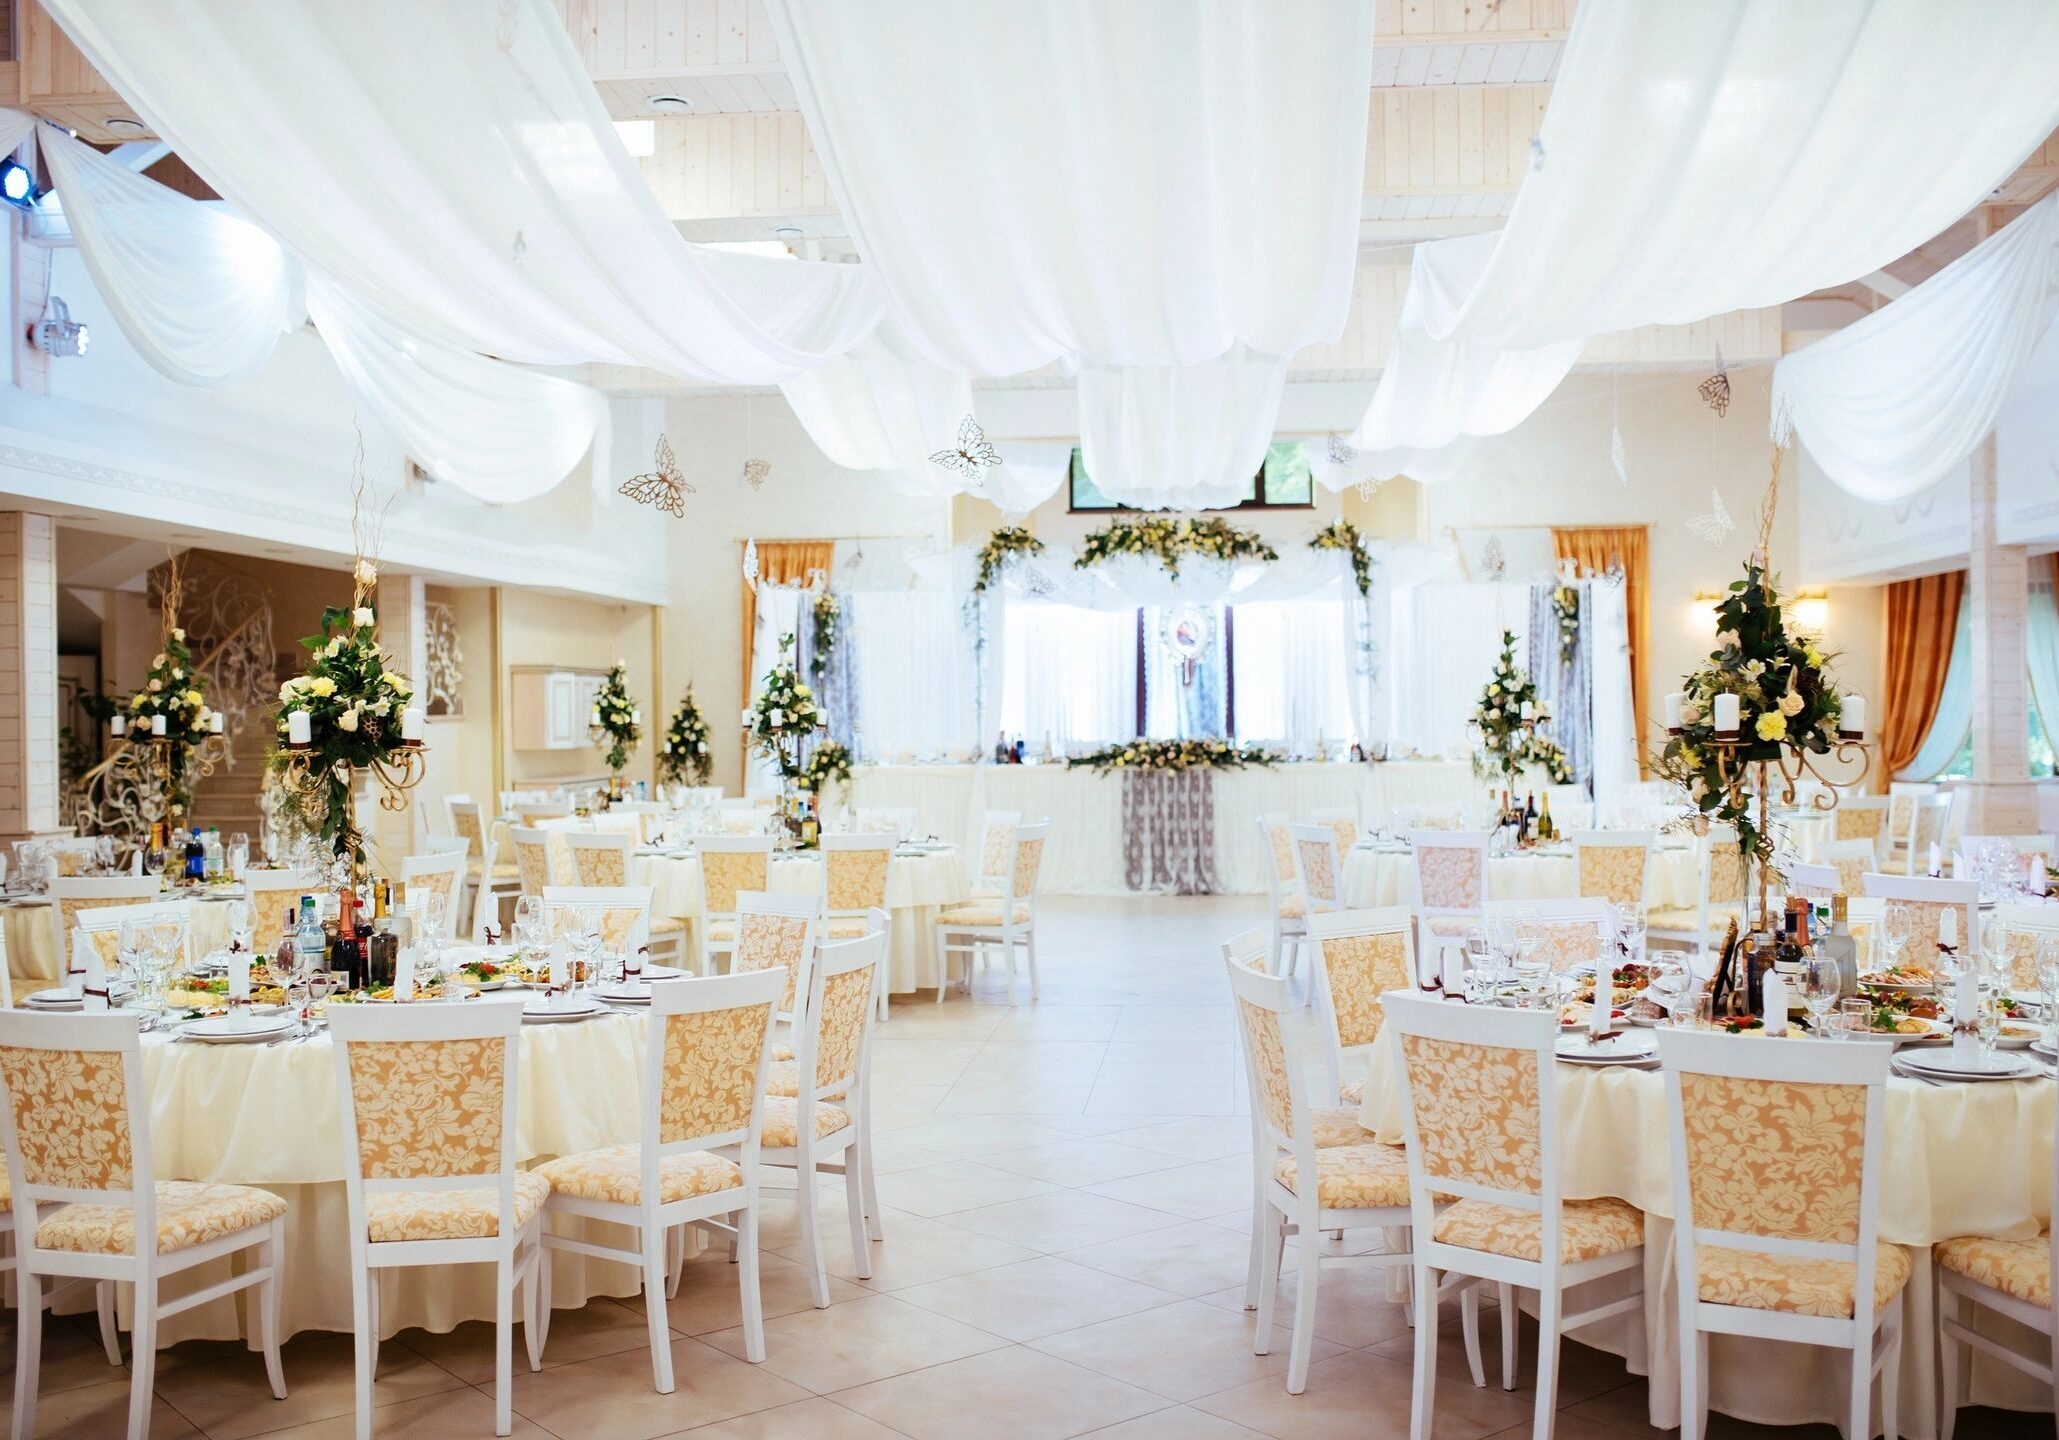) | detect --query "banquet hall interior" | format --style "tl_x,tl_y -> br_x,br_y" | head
1,1 -> 2058,1438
